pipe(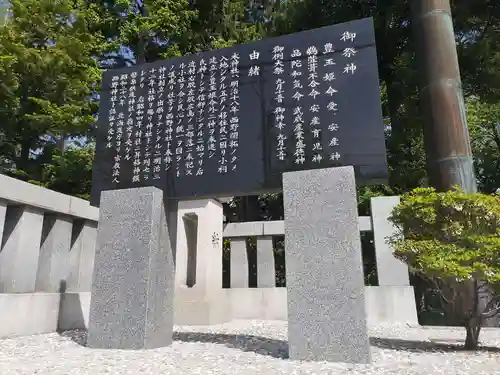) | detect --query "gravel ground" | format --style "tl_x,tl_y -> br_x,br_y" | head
0,321 -> 499,375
